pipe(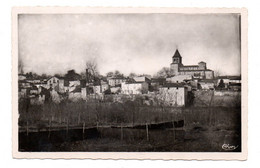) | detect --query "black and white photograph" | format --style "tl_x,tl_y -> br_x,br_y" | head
12,7 -> 247,159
